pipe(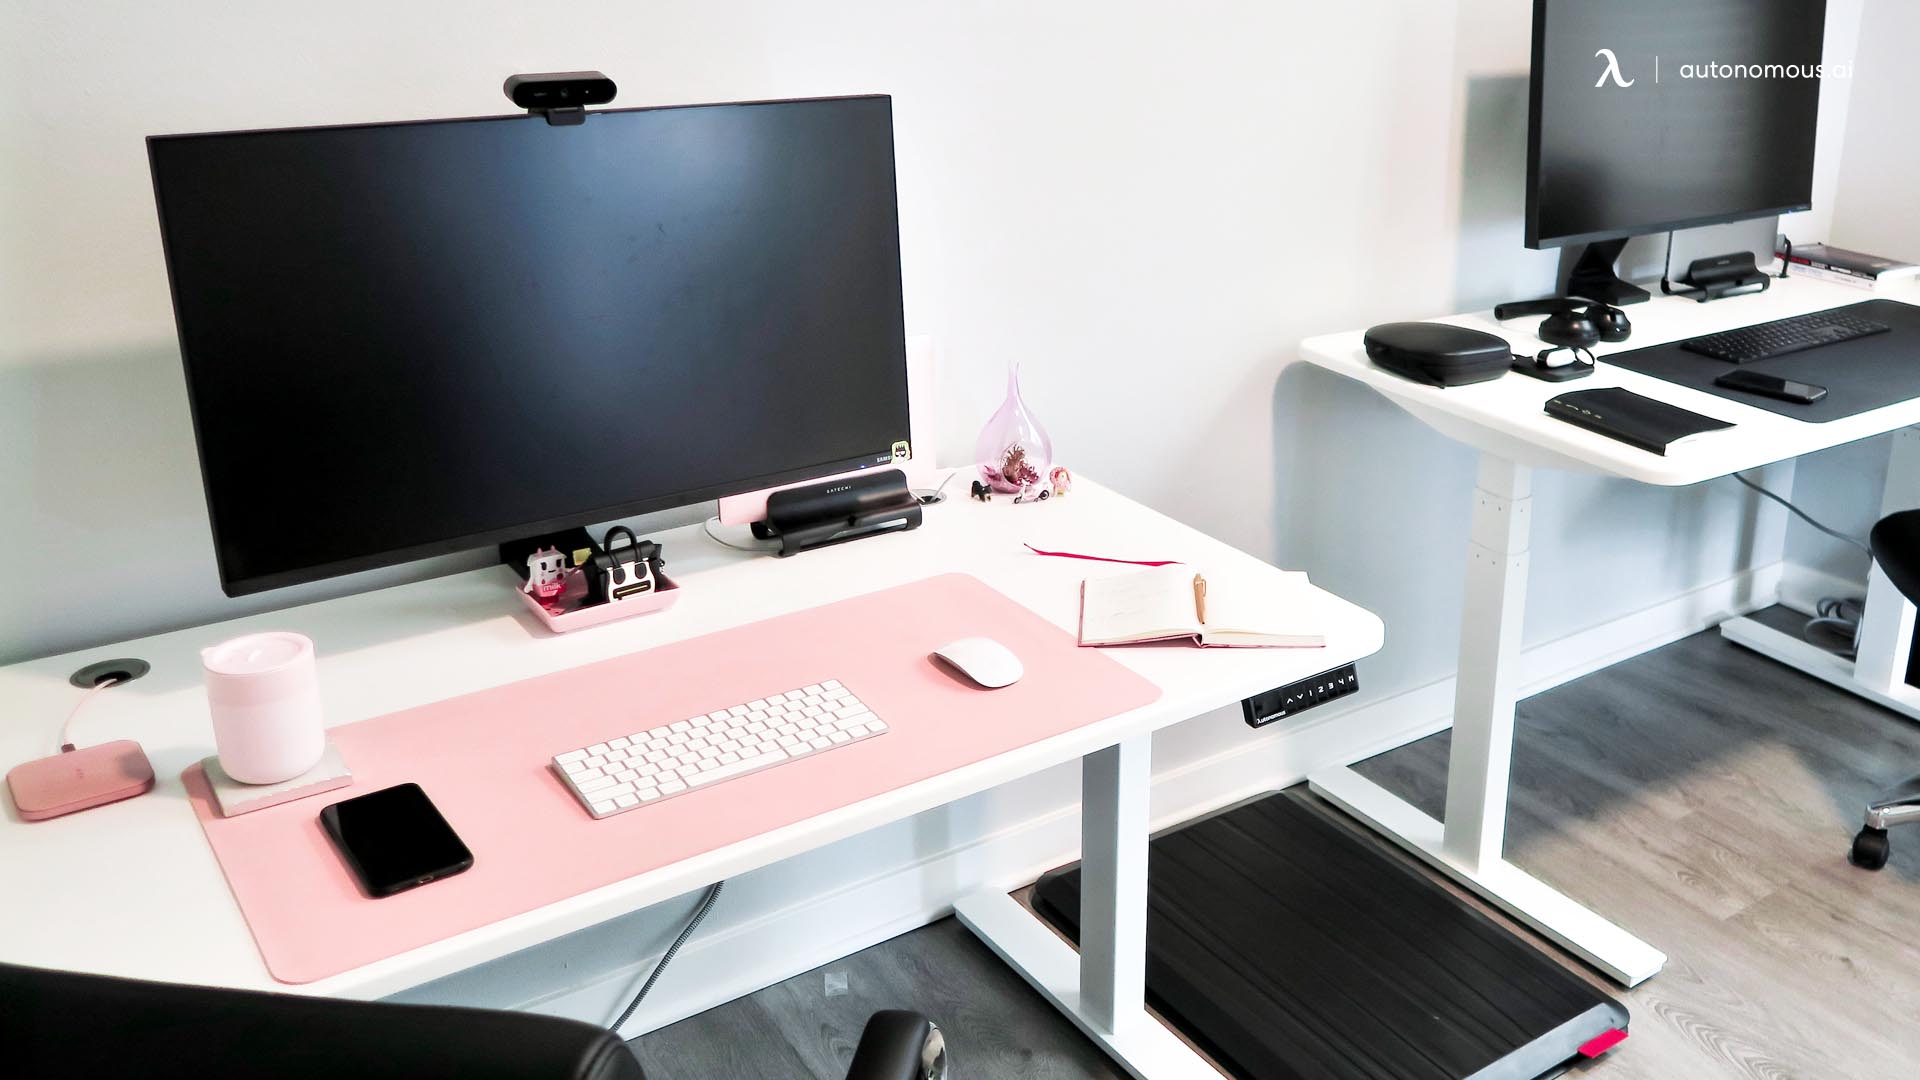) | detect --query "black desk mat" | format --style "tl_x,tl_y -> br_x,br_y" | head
1606,298 -> 1920,422
1033,792 -> 1627,1079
